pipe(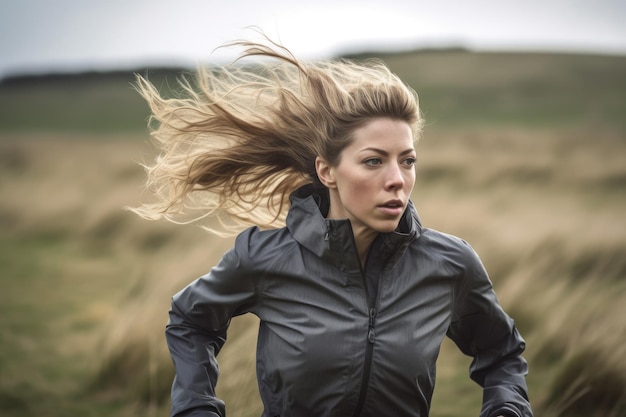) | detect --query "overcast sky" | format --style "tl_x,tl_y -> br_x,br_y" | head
1,0 -> 625,78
